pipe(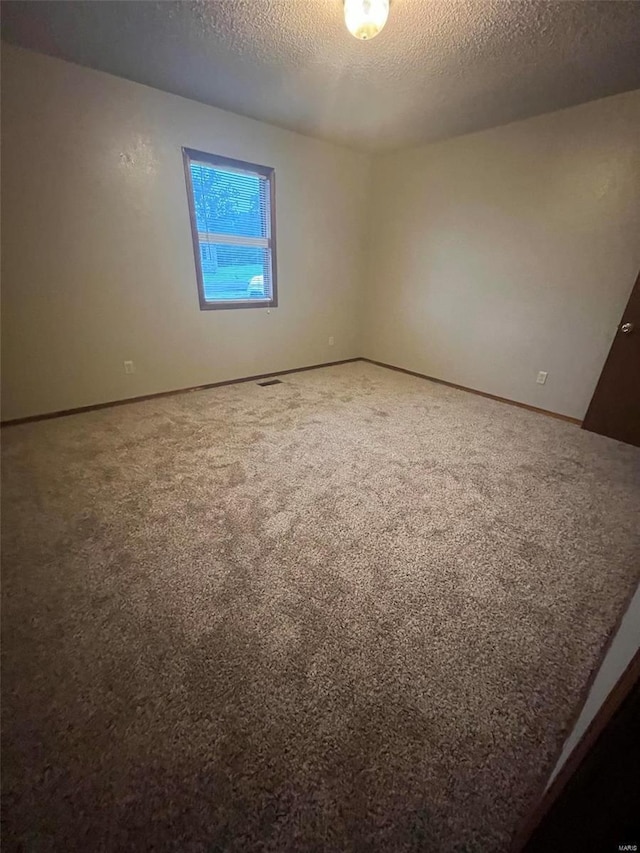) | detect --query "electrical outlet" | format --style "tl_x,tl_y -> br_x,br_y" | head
536,371 -> 548,385
328,336 -> 335,346
124,360 -> 135,375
